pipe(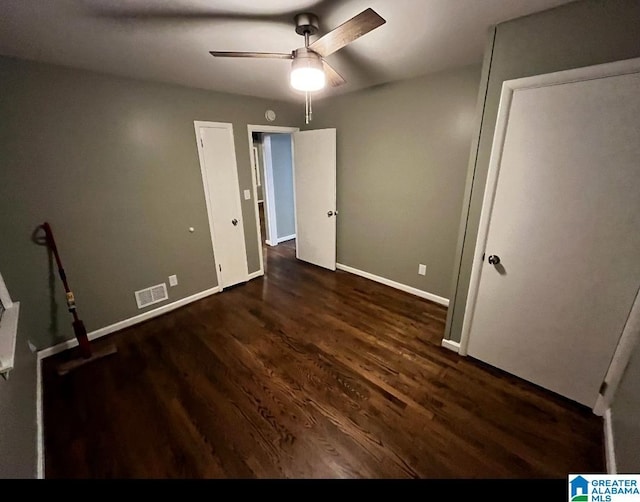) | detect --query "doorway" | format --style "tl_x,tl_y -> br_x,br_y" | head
248,125 -> 338,275
252,131 -> 297,248
247,125 -> 299,274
